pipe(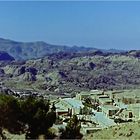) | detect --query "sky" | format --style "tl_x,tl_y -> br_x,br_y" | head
0,1 -> 140,50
